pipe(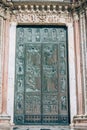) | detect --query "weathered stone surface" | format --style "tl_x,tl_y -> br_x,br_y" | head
0,125 -> 87,130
